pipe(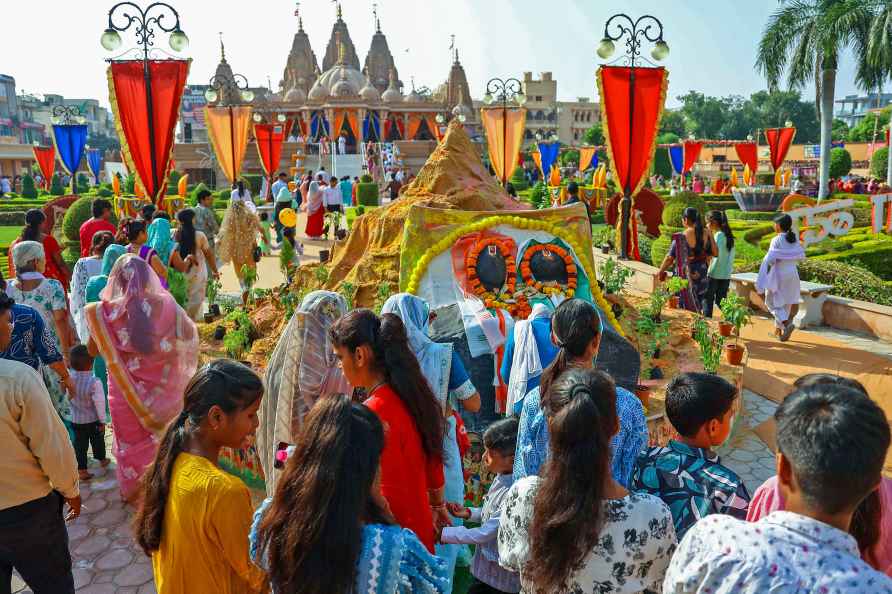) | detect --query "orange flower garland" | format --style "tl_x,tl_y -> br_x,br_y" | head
465,237 -> 531,318
519,243 -> 578,299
